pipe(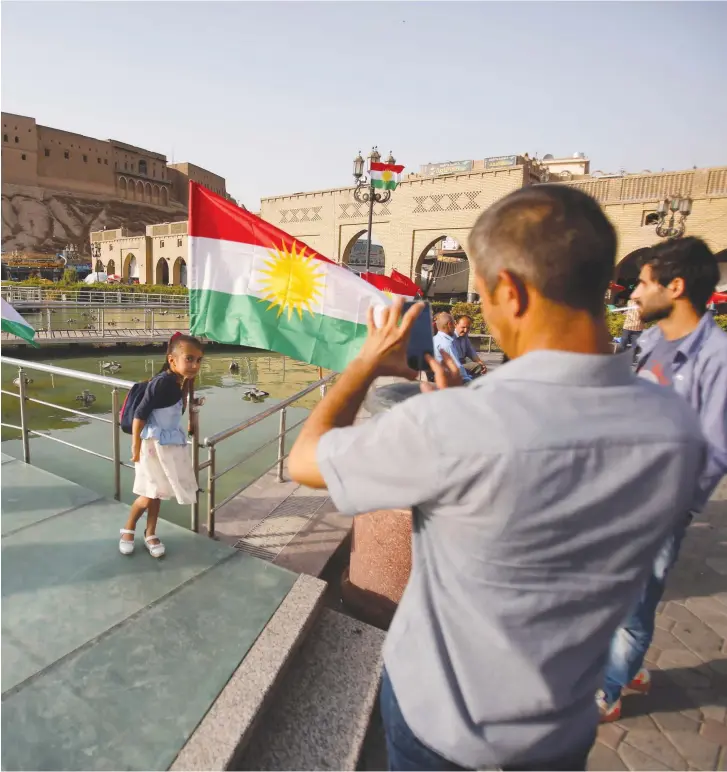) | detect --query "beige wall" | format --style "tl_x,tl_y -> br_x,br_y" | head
261,165 -> 527,294
167,162 -> 227,204
260,163 -> 727,295
2,114 -> 39,185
